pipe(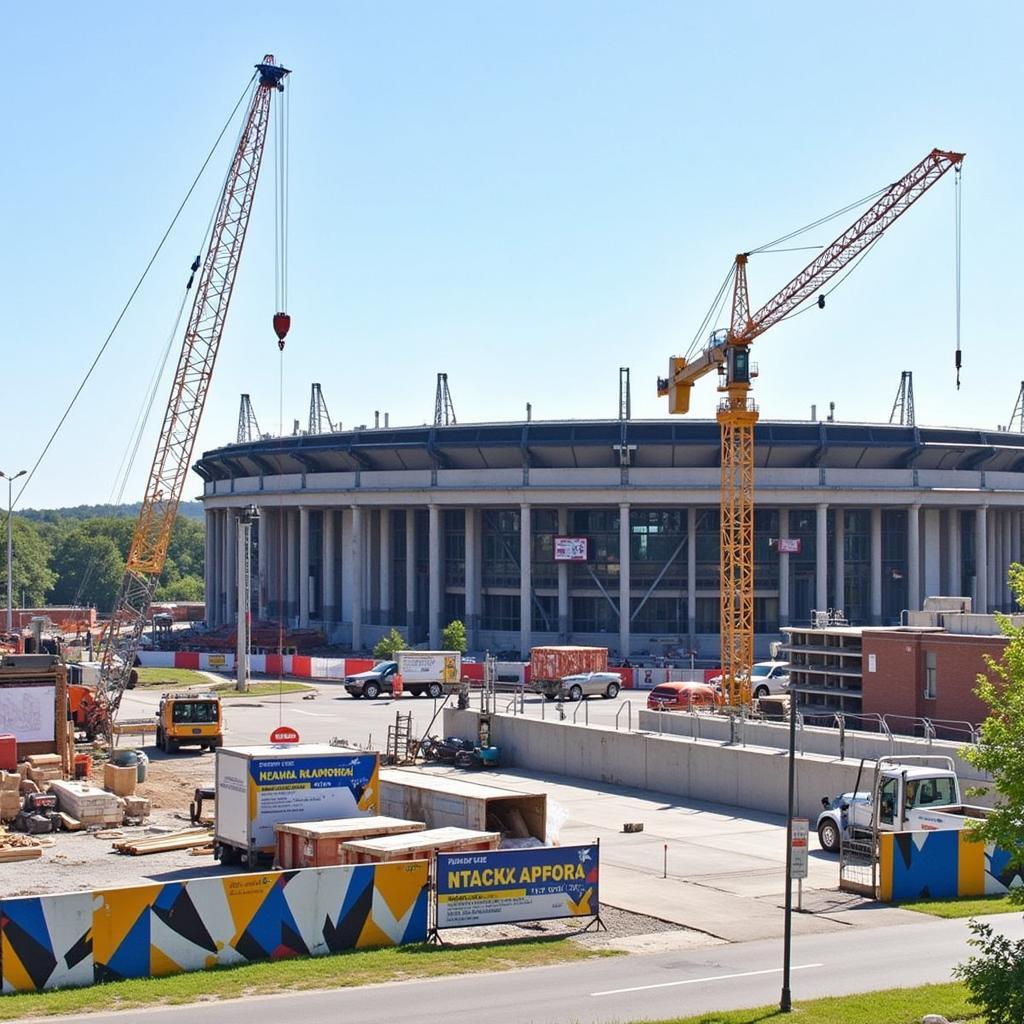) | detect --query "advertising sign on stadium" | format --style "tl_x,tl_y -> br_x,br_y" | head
553,537 -> 589,562
436,844 -> 599,929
